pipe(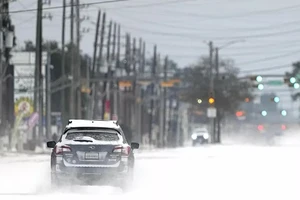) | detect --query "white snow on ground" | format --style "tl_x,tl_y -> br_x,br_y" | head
1,142 -> 300,200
